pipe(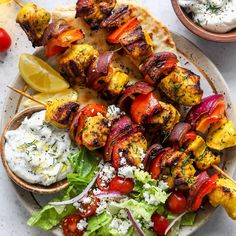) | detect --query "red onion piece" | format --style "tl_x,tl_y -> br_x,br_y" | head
118,82 -> 154,110
169,122 -> 191,147
42,19 -> 70,45
104,116 -> 132,161
143,143 -> 163,171
185,94 -> 225,129
126,209 -> 146,236
50,172 -> 99,206
86,51 -> 114,90
95,191 -> 125,199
